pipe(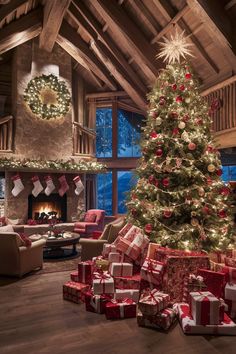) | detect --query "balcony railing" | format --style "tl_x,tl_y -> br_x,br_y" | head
0,115 -> 13,152
73,121 -> 96,157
